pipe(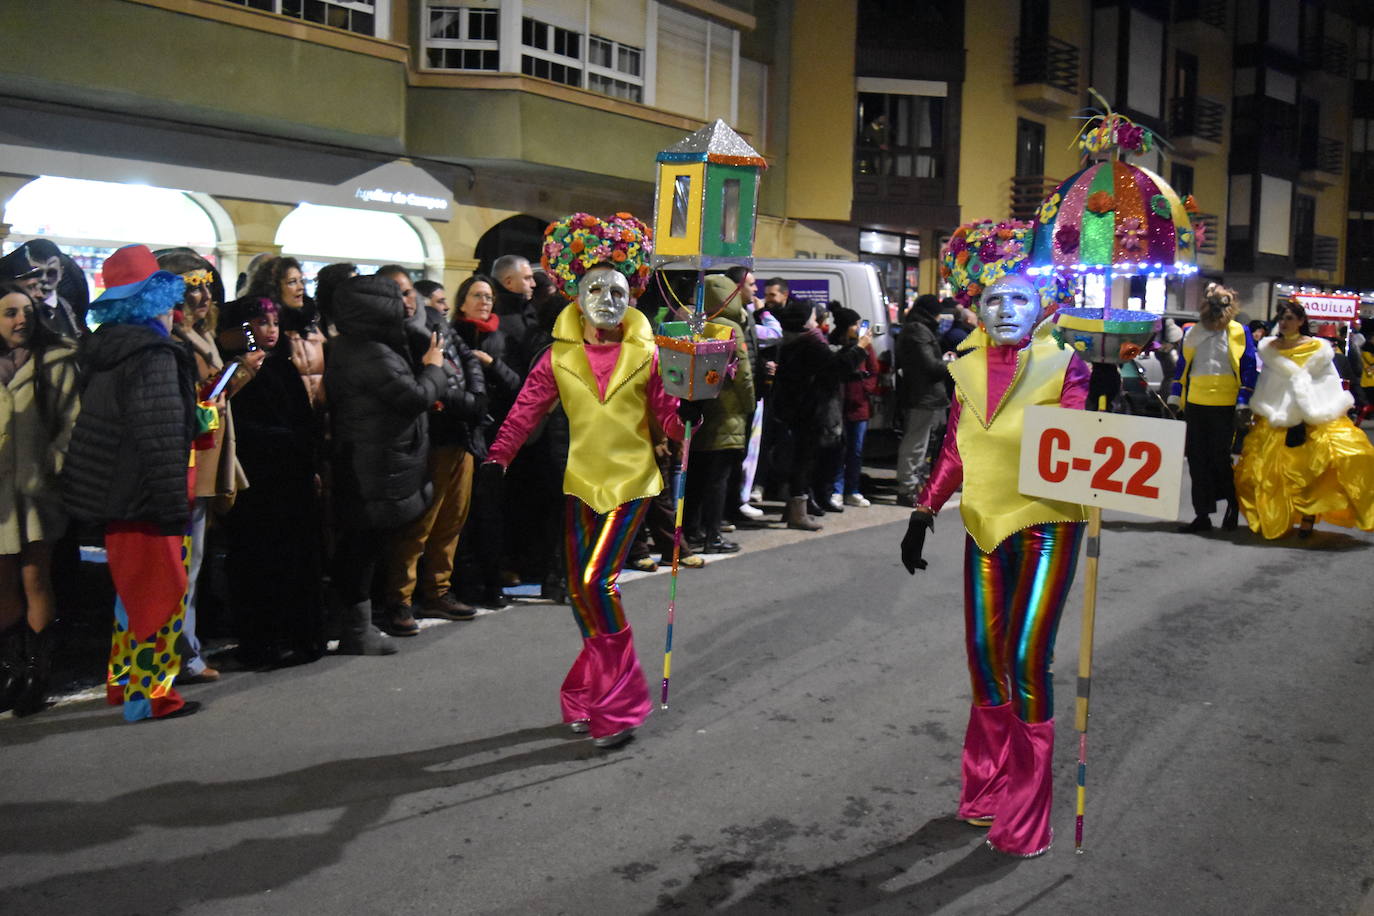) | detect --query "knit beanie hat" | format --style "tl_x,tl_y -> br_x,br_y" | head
776,299 -> 815,332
